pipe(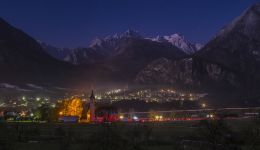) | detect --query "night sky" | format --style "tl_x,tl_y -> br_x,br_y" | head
0,0 -> 259,48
